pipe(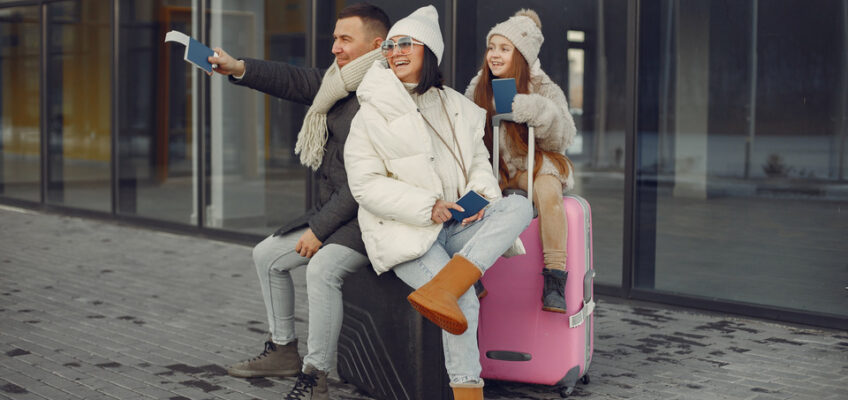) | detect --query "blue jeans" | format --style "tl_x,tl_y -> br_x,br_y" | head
252,232 -> 369,372
391,195 -> 533,383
